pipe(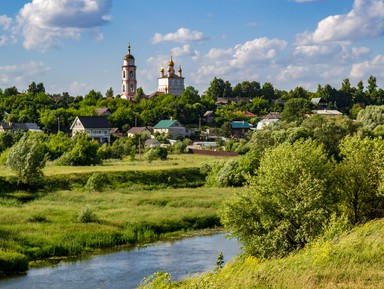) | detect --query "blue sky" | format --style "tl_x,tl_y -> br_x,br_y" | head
1,0 -> 384,97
